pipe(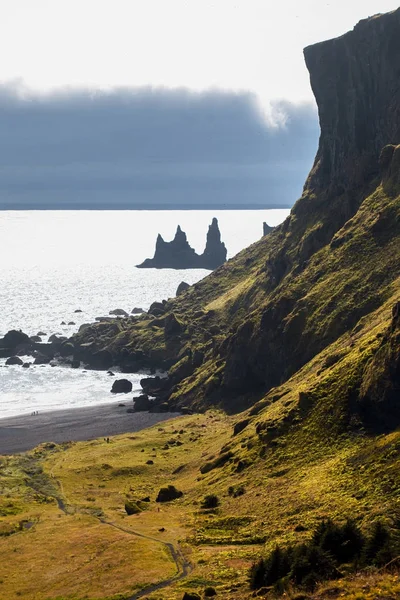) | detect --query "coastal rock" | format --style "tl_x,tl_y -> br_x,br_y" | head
111,379 -> 133,394
263,222 -> 274,236
131,307 -> 145,314
148,301 -> 166,316
5,356 -> 23,366
34,352 -> 51,365
176,281 -> 190,296
133,394 -> 153,411
0,330 -> 31,351
137,219 -> 227,270
109,309 -> 129,317
30,335 -> 42,343
37,331 -> 46,337
74,309 -> 83,313
201,217 -> 227,269
48,334 -> 67,344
